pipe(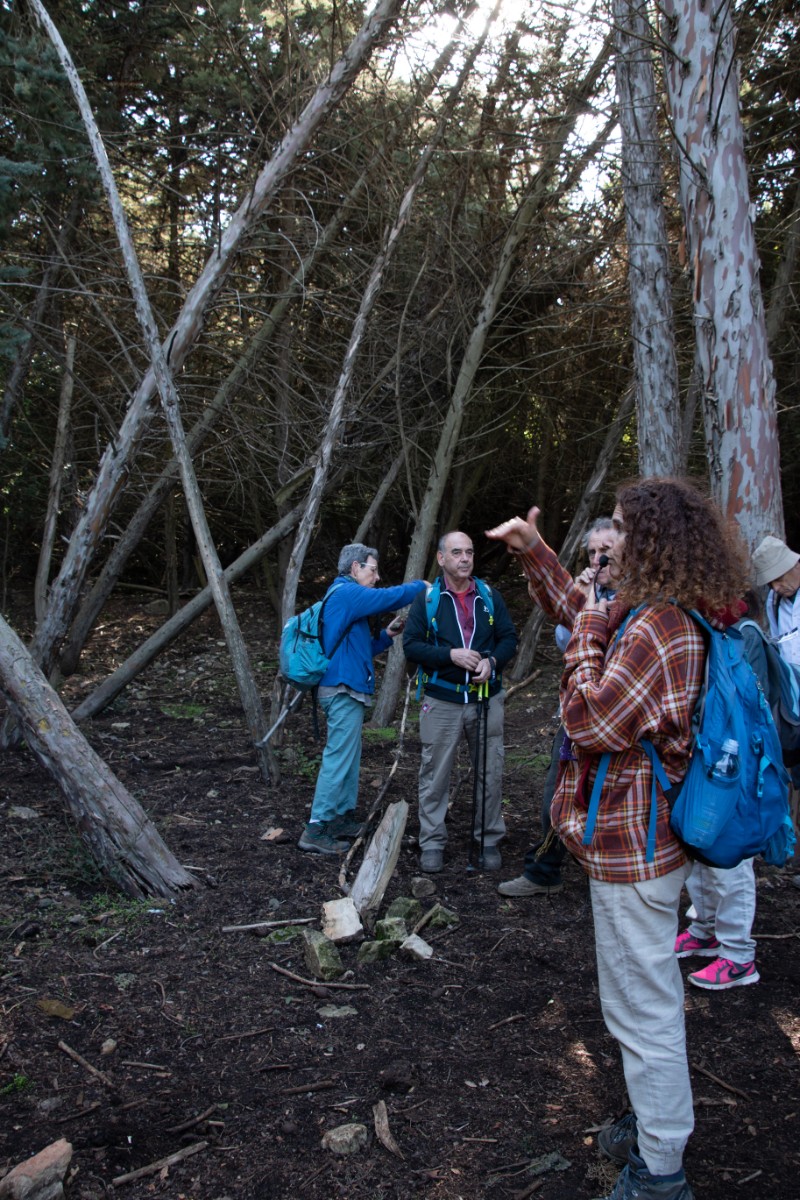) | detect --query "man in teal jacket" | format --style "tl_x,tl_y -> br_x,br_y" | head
298,543 -> 427,856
